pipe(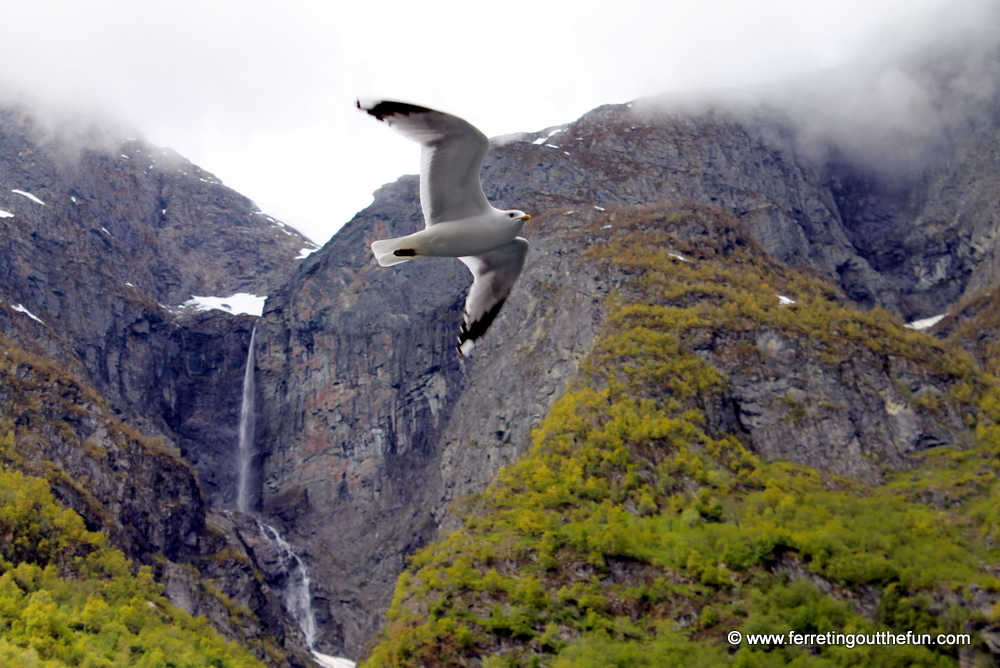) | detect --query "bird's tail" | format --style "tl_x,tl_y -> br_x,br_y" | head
371,237 -> 420,267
